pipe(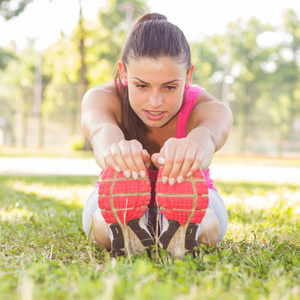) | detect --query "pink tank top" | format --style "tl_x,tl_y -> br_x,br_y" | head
148,85 -> 217,207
